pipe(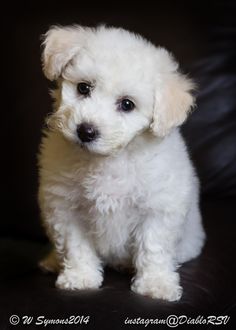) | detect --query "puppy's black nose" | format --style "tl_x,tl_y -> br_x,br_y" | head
77,123 -> 99,143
